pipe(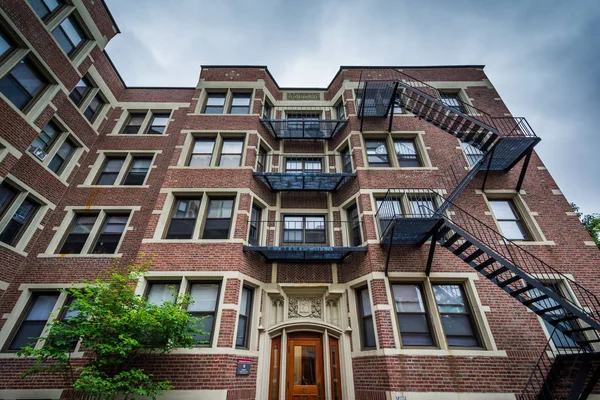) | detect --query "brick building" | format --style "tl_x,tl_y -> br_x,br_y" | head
0,1 -> 599,399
